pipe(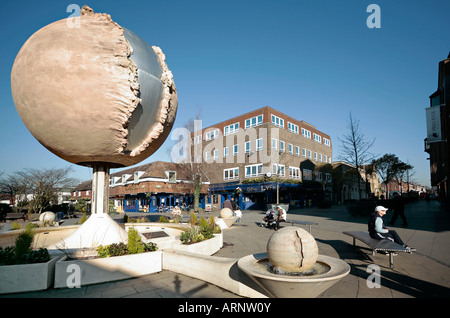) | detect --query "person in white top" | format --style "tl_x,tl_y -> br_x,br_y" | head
234,208 -> 242,223
275,206 -> 286,230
